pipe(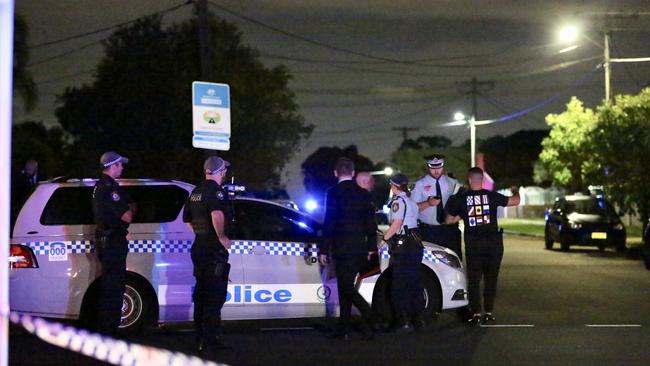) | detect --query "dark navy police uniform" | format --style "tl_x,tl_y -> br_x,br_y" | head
446,189 -> 509,314
92,173 -> 132,335
387,192 -> 424,325
183,180 -> 232,349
